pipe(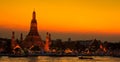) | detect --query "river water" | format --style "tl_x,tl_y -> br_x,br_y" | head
0,56 -> 120,62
